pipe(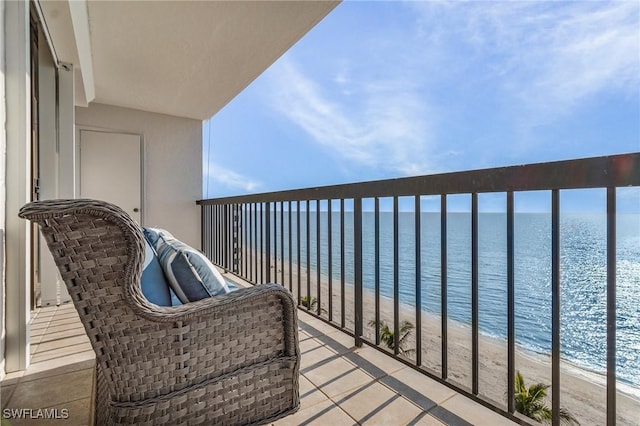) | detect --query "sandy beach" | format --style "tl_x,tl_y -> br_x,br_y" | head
228,253 -> 640,426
